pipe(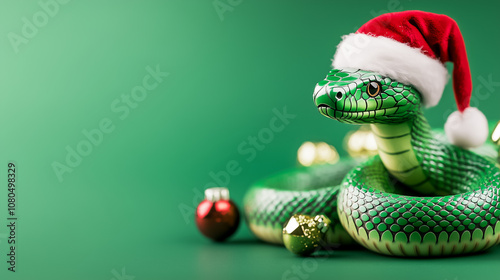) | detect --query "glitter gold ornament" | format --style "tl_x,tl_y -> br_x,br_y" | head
297,141 -> 339,167
282,214 -> 331,256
